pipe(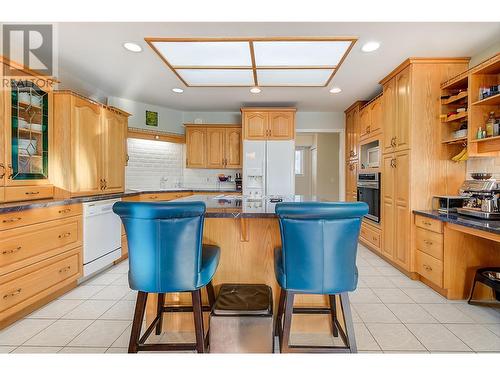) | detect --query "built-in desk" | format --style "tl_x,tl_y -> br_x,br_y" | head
413,210 -> 500,300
